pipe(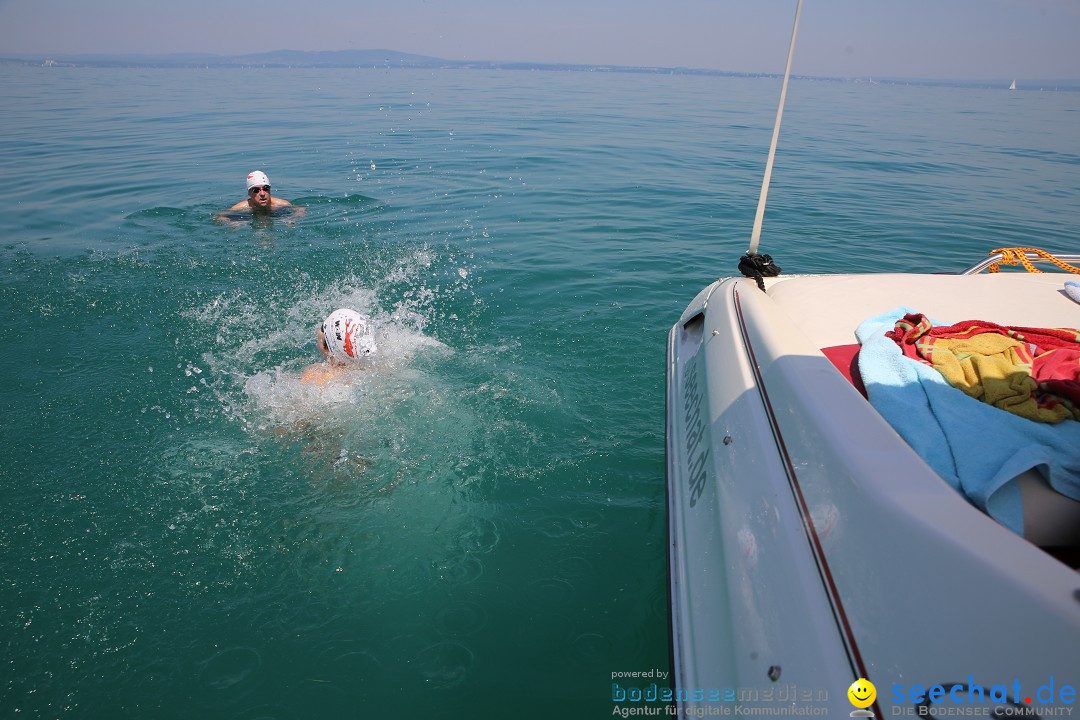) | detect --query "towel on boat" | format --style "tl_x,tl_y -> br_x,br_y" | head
856,307 -> 1080,536
885,314 -> 1080,423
